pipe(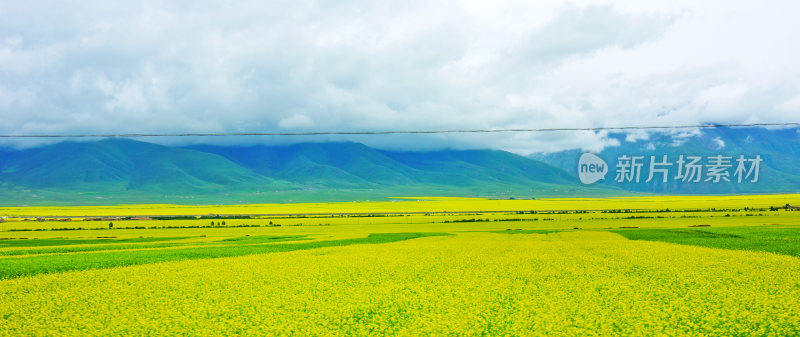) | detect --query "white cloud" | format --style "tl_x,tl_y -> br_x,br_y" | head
625,130 -> 650,143
0,0 -> 799,153
278,114 -> 315,129
669,128 -> 702,147
711,136 -> 725,150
